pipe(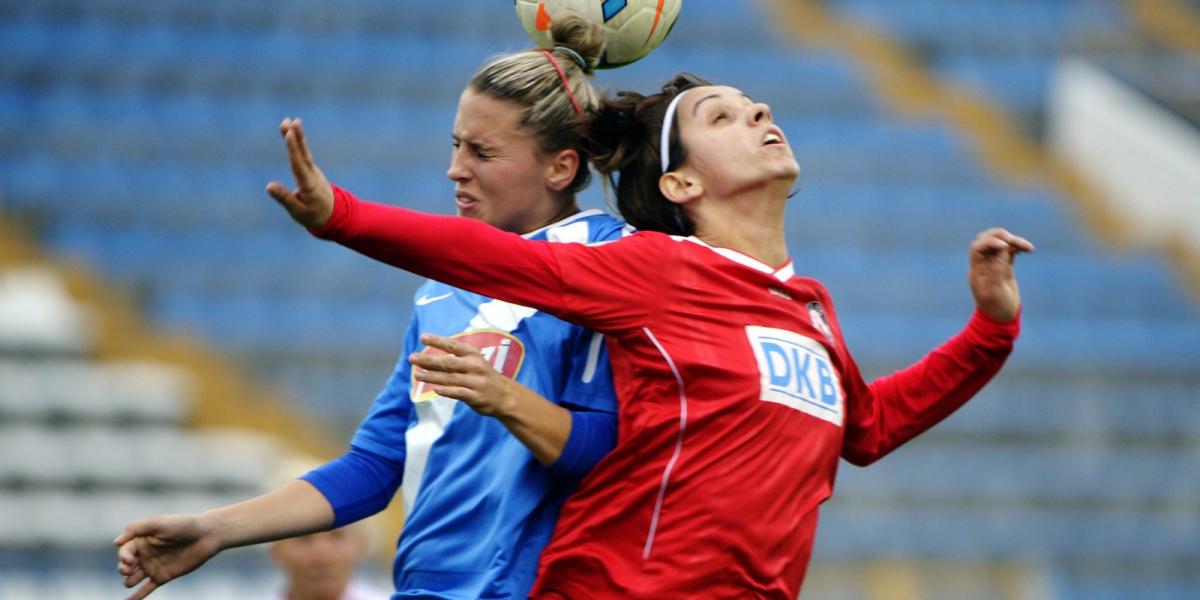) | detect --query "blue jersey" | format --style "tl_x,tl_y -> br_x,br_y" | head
350,210 -> 626,599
